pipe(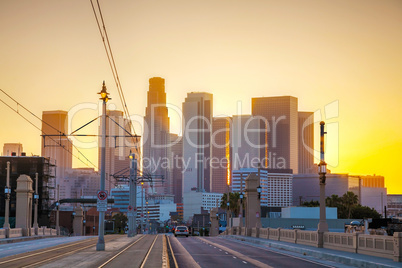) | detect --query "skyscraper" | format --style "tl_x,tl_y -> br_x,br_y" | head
41,110 -> 73,186
298,112 -> 314,174
98,110 -> 133,193
143,77 -> 170,194
211,117 -> 231,193
252,96 -> 298,173
169,133 -> 183,203
182,92 -> 213,194
231,115 -> 265,170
